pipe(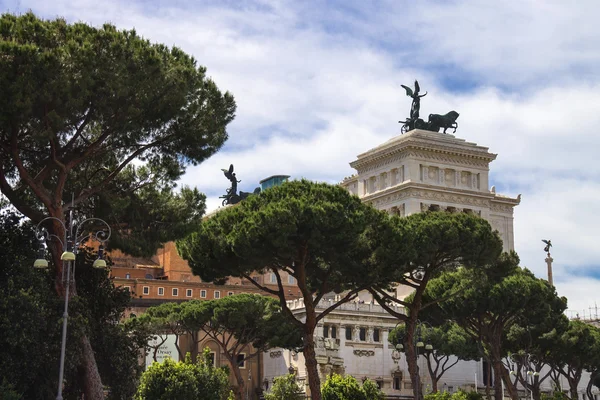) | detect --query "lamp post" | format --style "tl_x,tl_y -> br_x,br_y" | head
33,203 -> 111,400
509,354 -> 539,400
